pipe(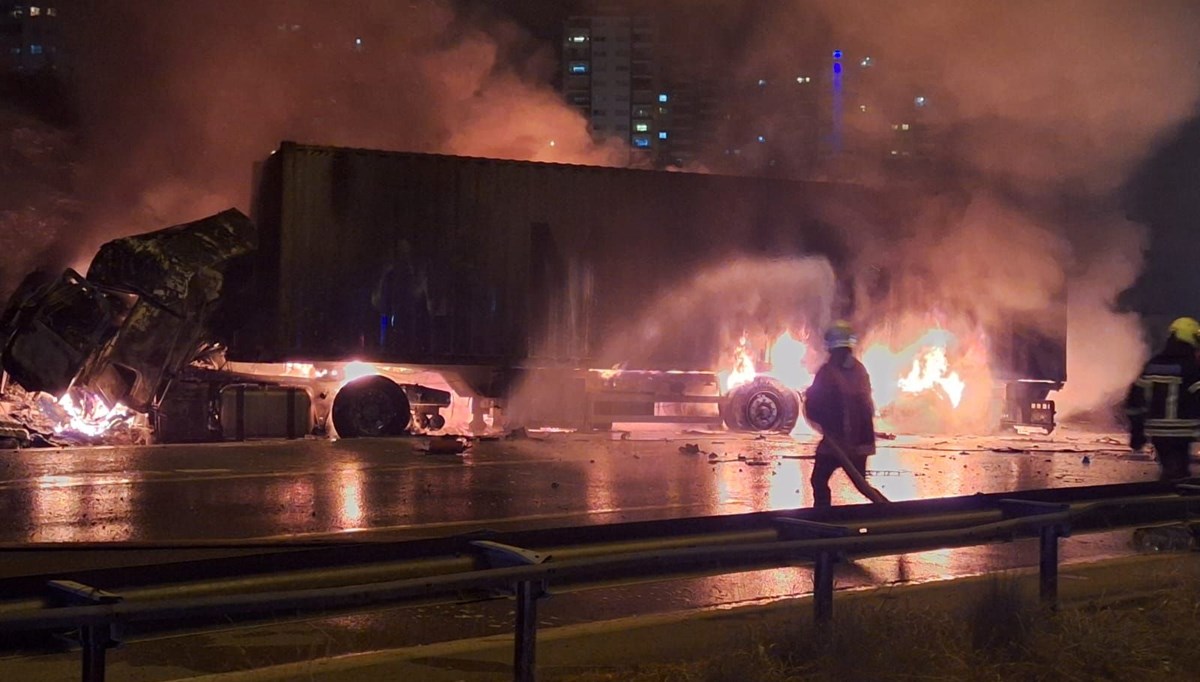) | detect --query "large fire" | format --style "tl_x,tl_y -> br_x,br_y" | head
718,324 -> 990,433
